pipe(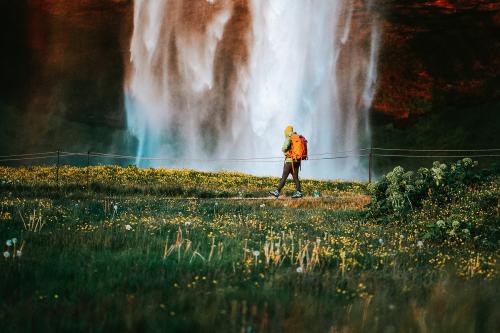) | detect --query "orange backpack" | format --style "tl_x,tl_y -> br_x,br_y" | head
289,134 -> 308,161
